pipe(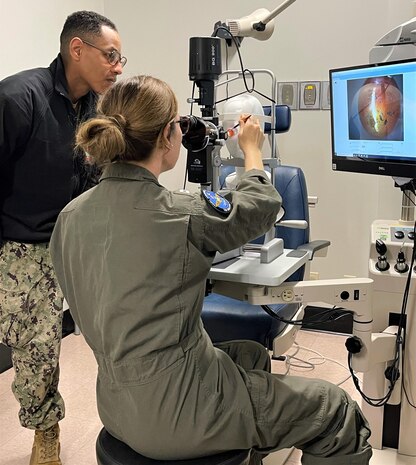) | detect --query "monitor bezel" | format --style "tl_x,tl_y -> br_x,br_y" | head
329,58 -> 416,179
